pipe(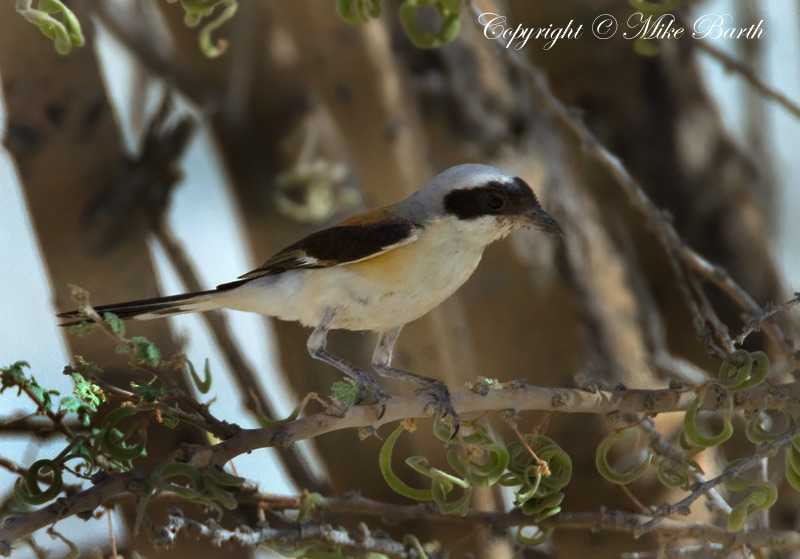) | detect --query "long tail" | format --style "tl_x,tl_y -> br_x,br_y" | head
57,290 -> 224,327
